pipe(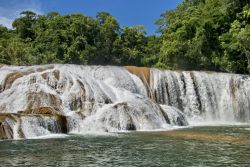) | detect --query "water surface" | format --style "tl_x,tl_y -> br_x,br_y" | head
0,125 -> 250,167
